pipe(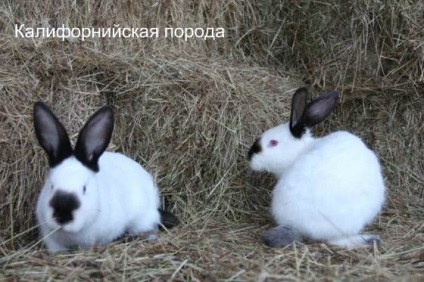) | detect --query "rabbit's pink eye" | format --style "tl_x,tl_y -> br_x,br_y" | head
269,140 -> 278,147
